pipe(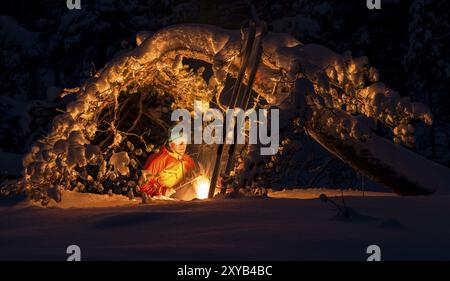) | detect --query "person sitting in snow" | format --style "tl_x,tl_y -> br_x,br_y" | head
139,128 -> 195,198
